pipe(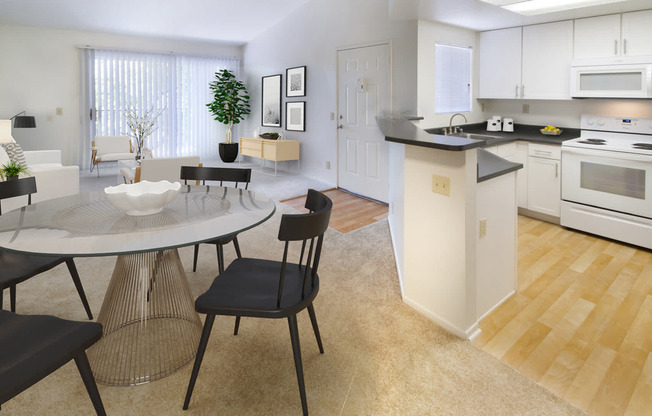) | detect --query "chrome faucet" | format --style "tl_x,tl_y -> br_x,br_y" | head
447,113 -> 468,134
